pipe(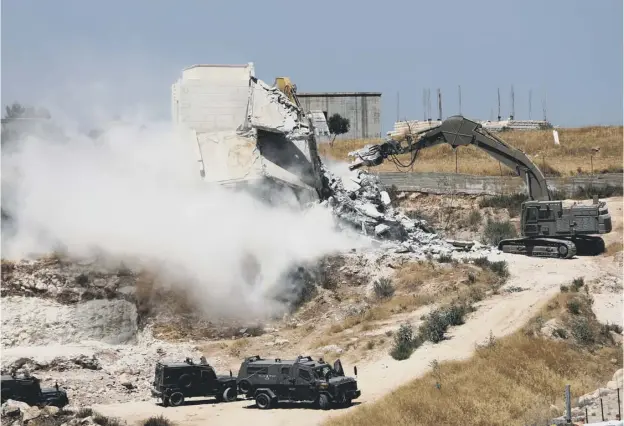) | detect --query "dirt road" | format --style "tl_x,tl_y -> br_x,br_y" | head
94,239 -> 619,425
